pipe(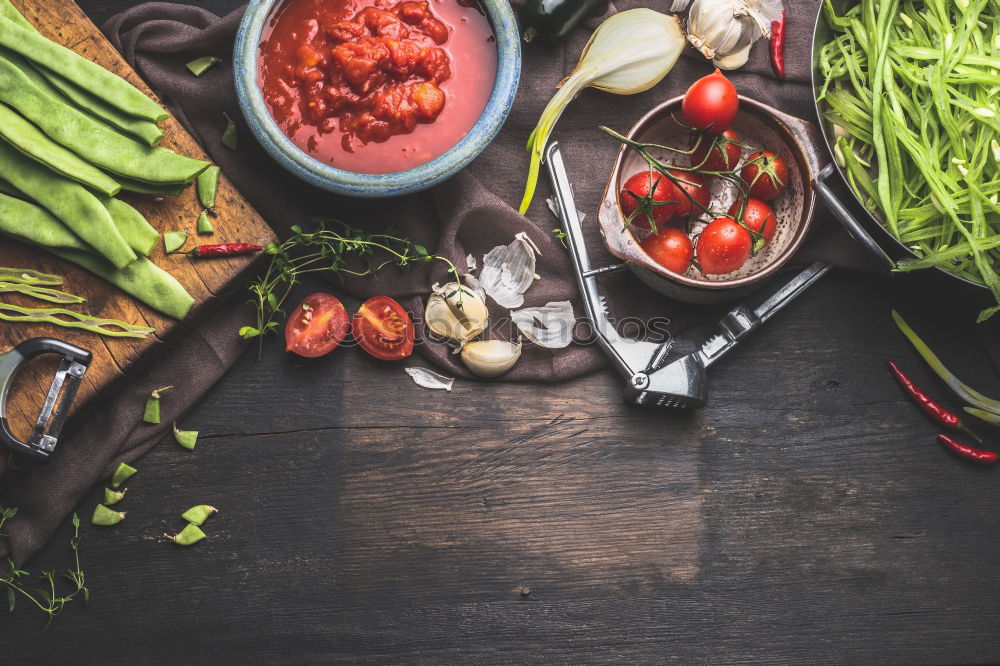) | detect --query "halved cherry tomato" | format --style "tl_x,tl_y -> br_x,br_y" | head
619,171 -> 682,231
353,295 -> 414,361
668,170 -> 711,218
285,292 -> 351,358
640,227 -> 693,275
696,217 -> 751,275
681,69 -> 739,135
728,197 -> 776,245
690,129 -> 741,172
740,151 -> 789,200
